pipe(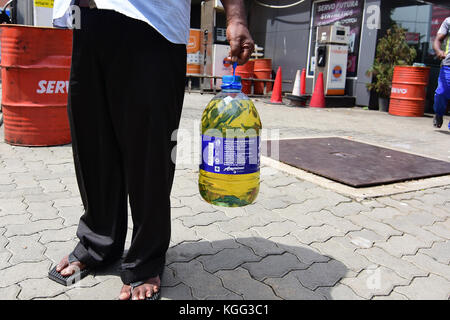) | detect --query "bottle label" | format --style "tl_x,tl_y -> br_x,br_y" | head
200,135 -> 260,175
